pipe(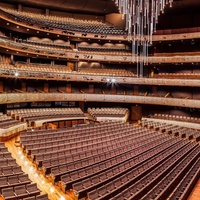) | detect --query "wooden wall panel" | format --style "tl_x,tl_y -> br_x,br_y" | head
66,120 -> 72,127
44,83 -> 49,93
78,119 -> 84,124
131,106 -> 142,121
152,86 -> 158,97
89,84 -> 94,94
66,84 -> 72,93
0,81 -> 3,92
21,82 -> 26,92
68,62 -> 75,71
72,120 -> 78,126
111,85 -> 116,95
59,121 -> 65,128
79,101 -> 84,112
133,85 -> 139,95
